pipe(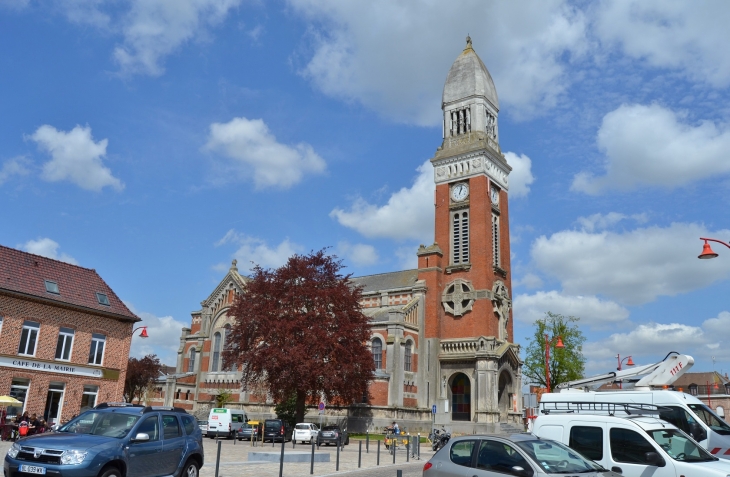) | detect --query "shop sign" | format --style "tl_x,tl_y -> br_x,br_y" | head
0,355 -> 104,378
